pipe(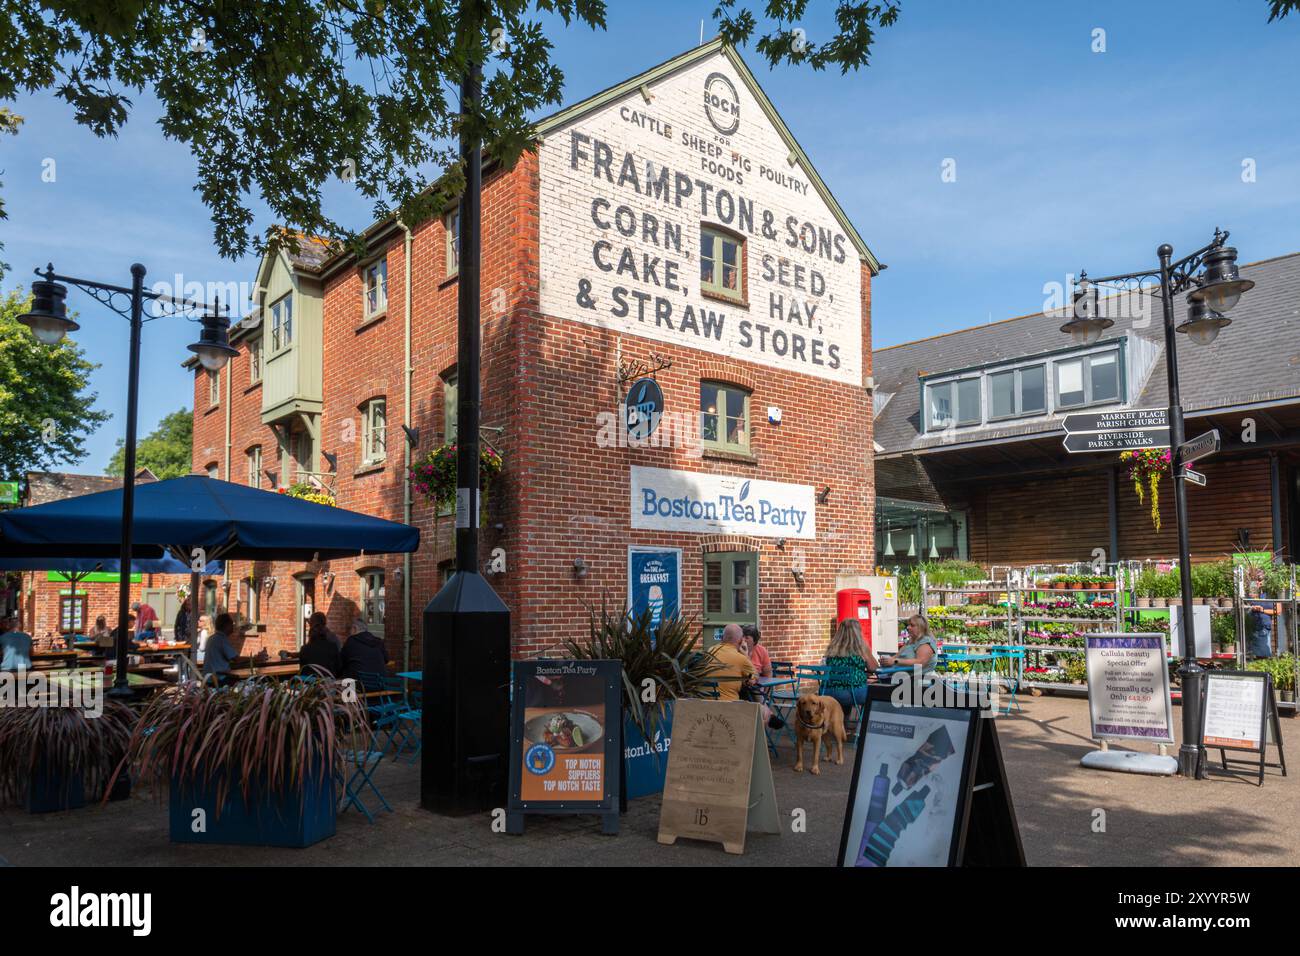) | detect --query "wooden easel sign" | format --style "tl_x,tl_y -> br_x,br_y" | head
506,659 -> 622,835
656,699 -> 780,855
1200,670 -> 1287,787
836,685 -> 1024,867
